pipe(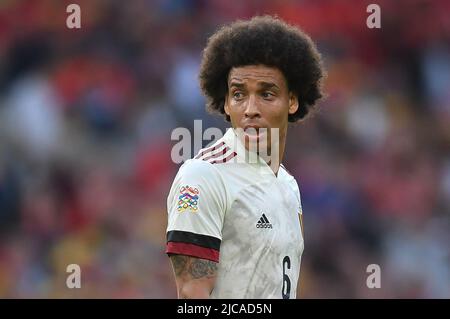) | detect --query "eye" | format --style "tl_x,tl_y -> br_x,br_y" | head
233,92 -> 244,100
262,92 -> 274,99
